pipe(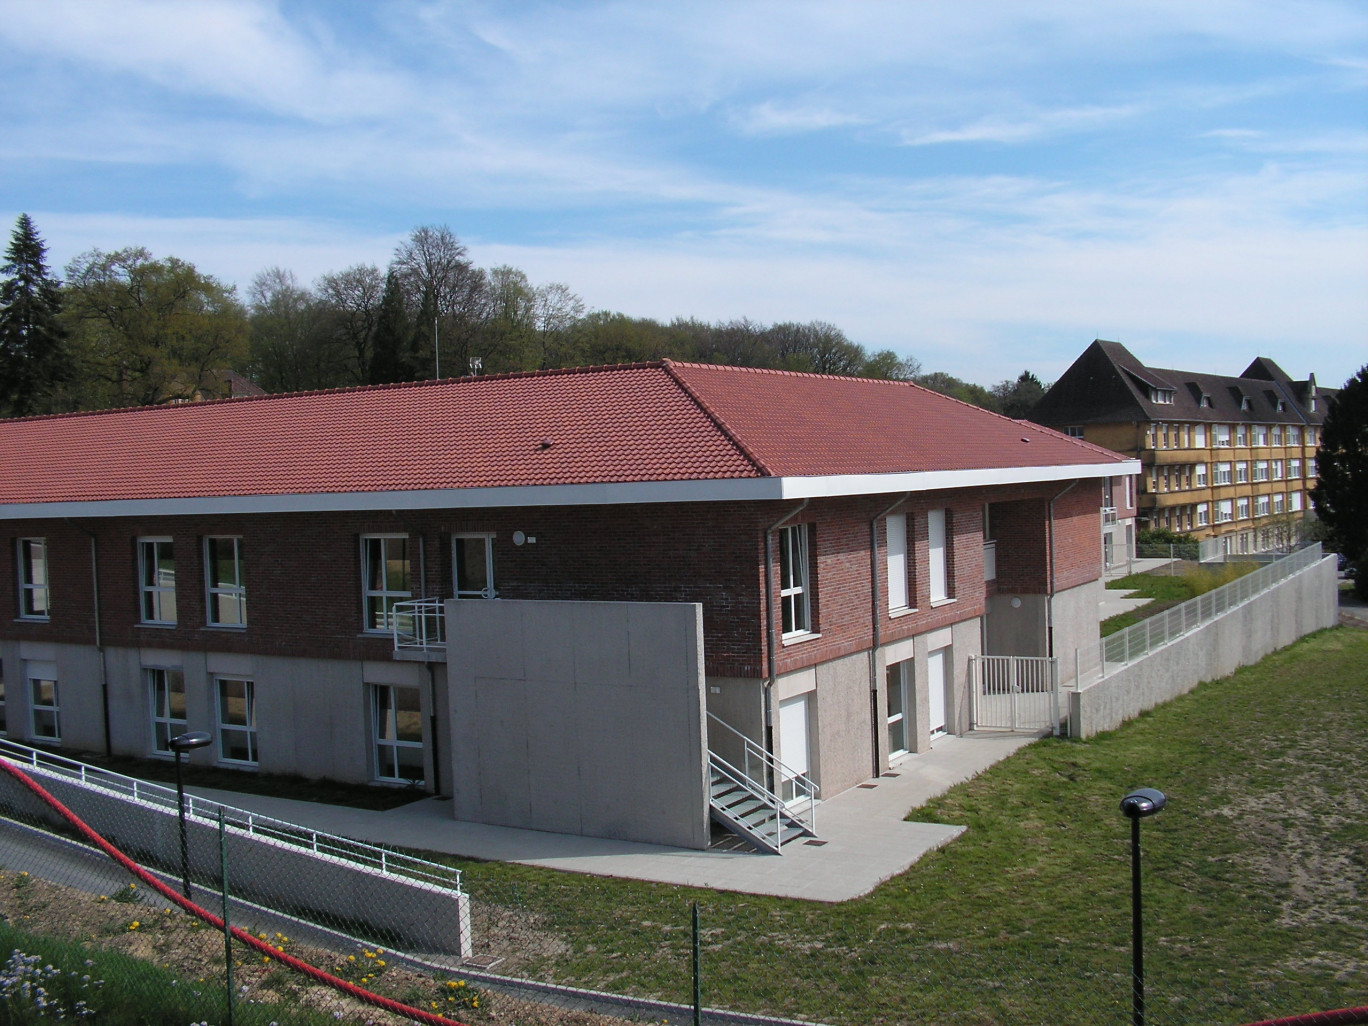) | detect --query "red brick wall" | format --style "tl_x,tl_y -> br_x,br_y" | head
1,478 -> 1106,681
